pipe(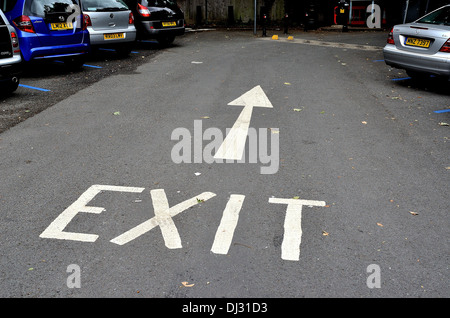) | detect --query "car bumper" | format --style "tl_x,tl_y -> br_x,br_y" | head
383,44 -> 450,78
88,27 -> 136,46
137,21 -> 185,38
29,43 -> 90,60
